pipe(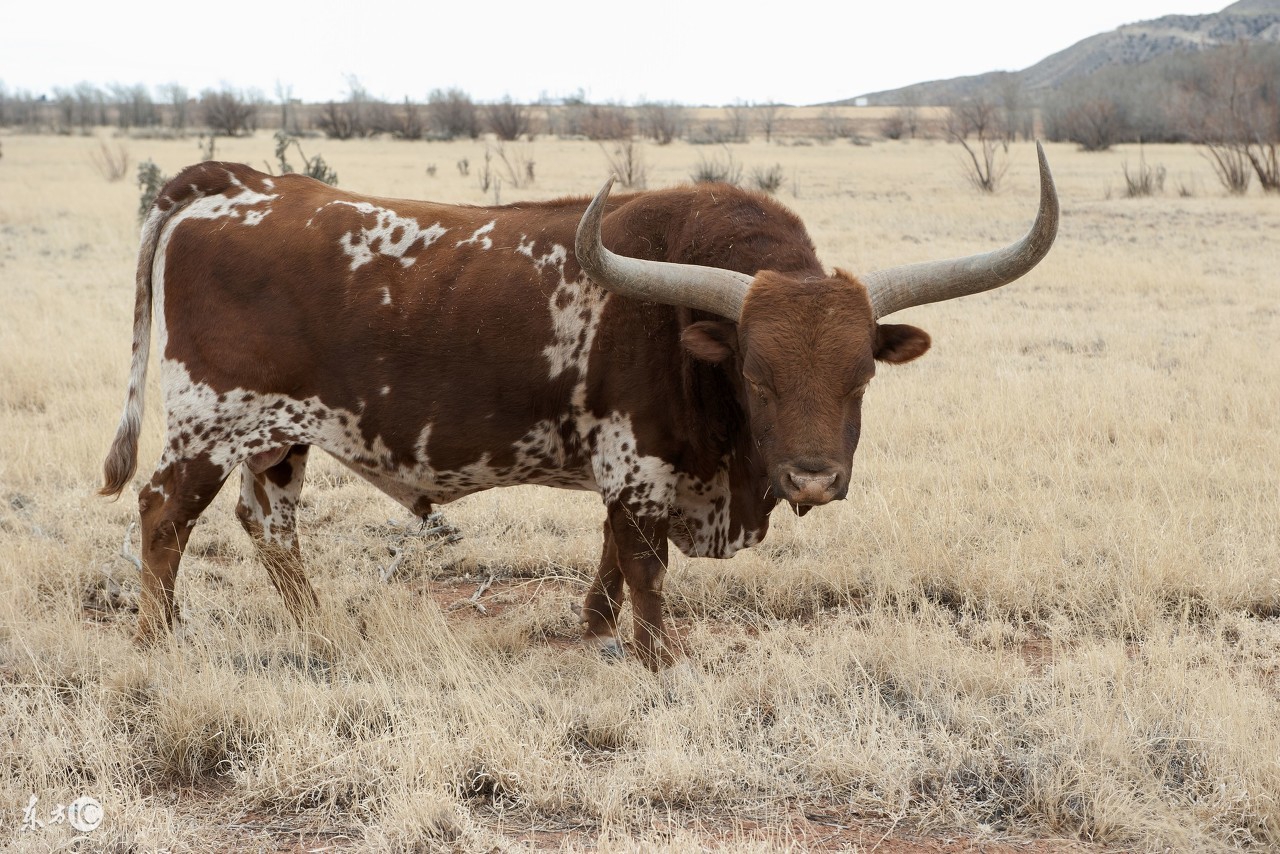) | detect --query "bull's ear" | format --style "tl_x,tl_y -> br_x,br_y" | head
875,323 -> 931,364
681,320 -> 738,364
